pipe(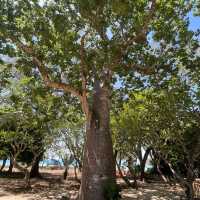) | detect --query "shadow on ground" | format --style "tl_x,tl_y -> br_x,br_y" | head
0,171 -> 186,200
